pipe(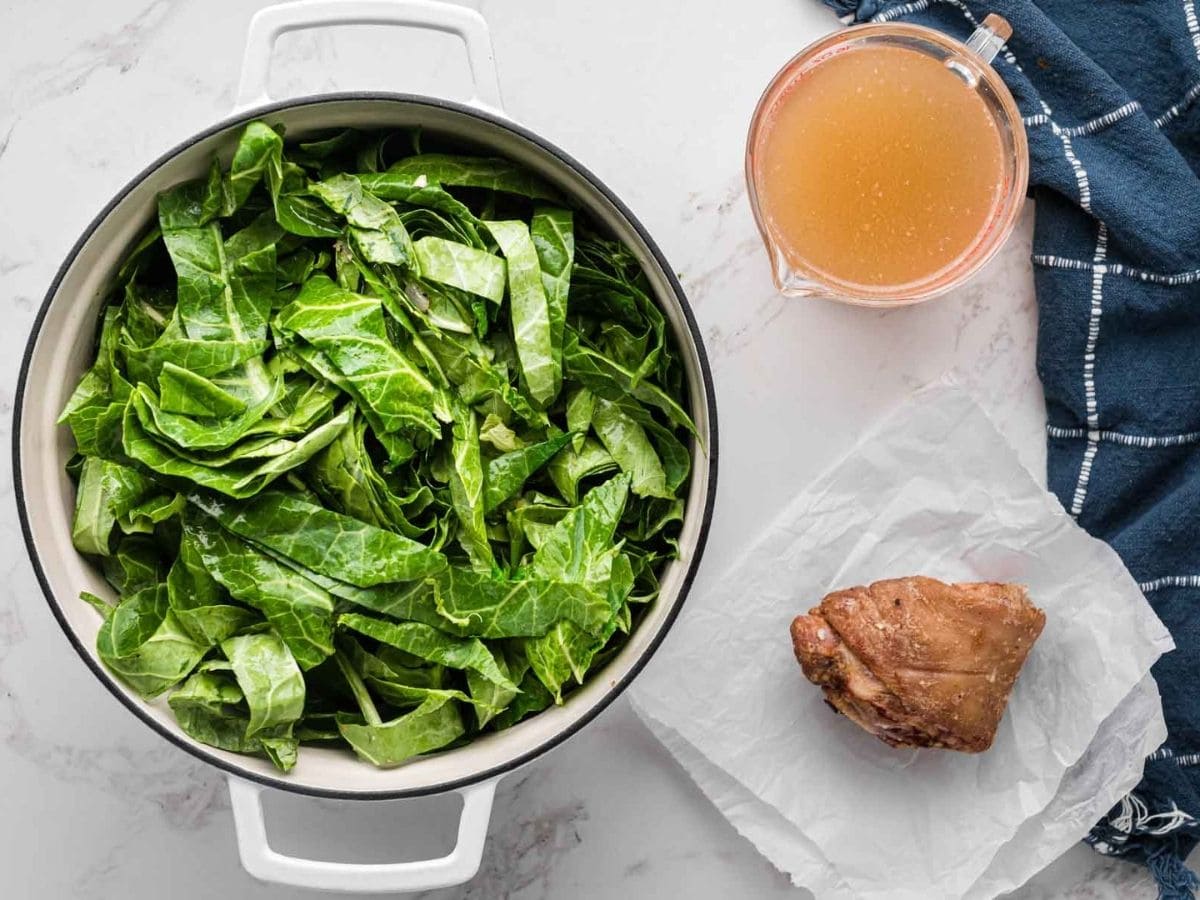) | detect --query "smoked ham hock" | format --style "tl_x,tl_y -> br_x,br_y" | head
790,577 -> 1045,753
